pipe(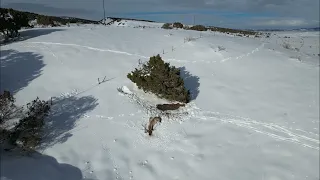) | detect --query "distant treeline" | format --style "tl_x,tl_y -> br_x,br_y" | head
0,8 -> 99,26
1,7 -> 262,39
106,17 -> 155,23
0,8 -> 100,42
162,22 -> 260,36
